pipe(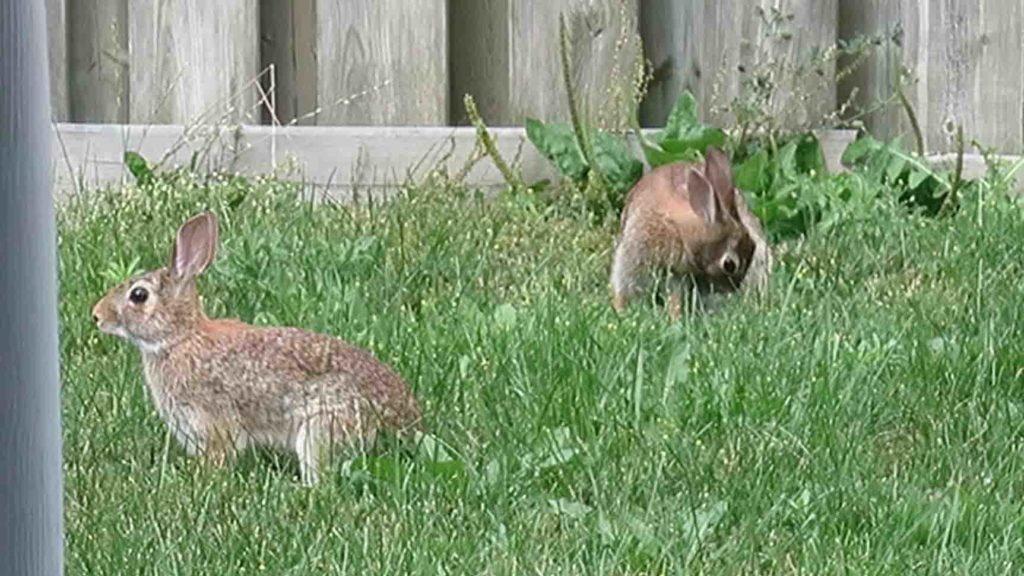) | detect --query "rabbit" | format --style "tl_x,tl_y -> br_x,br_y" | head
610,147 -> 769,320
731,174 -> 773,296
91,211 -> 422,486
